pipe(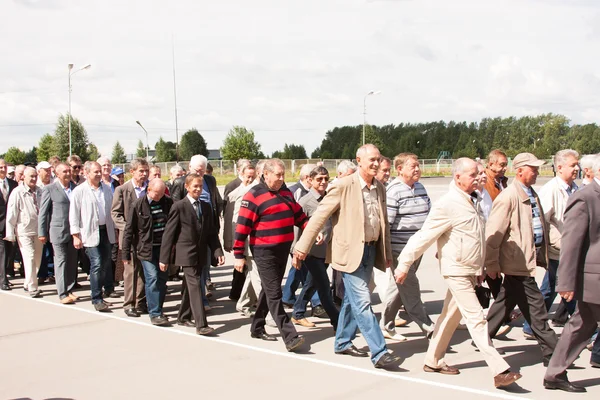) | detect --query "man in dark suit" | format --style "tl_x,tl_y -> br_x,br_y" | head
160,173 -> 224,335
171,154 -> 222,305
544,166 -> 600,393
111,158 -> 149,317
38,162 -> 79,304
0,158 -> 19,290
